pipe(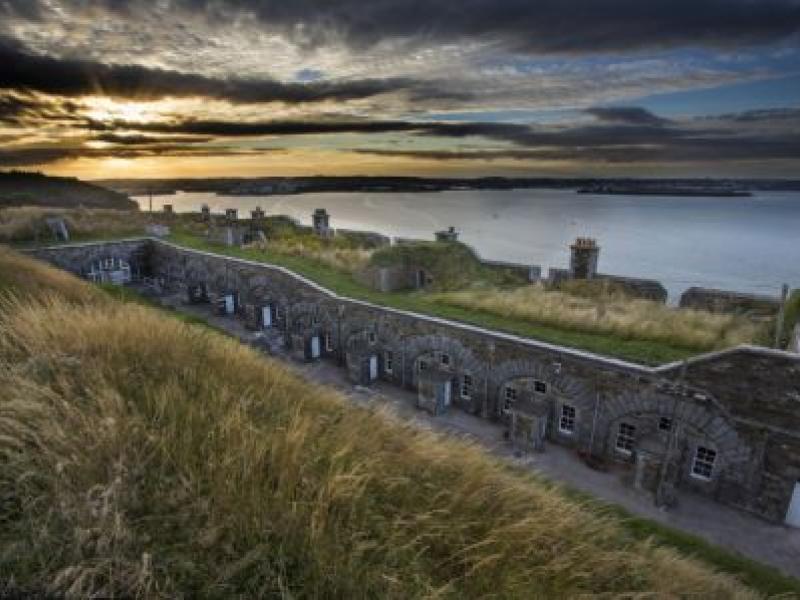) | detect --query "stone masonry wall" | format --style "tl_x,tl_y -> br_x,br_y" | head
25,238 -> 800,525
